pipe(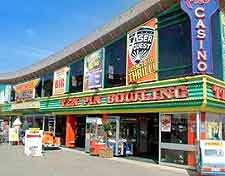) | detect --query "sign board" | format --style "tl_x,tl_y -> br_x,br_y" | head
83,49 -> 104,90
61,85 -> 188,107
181,0 -> 219,74
24,129 -> 43,157
11,101 -> 40,110
200,140 -> 225,174
8,128 -> 19,142
127,18 -> 158,84
14,79 -> 40,101
53,67 -> 69,95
